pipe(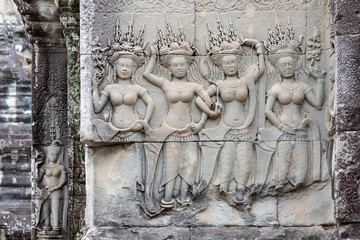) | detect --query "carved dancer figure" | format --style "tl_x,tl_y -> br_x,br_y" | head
91,19 -> 154,142
35,140 -> 67,236
198,18 -> 264,206
143,21 -> 220,211
262,21 -> 325,191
